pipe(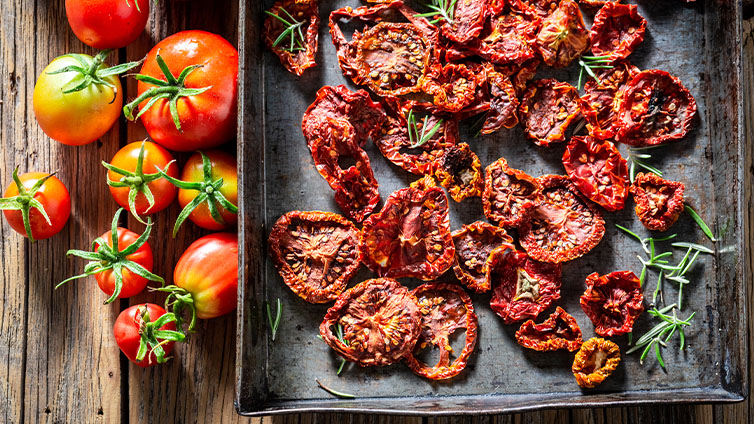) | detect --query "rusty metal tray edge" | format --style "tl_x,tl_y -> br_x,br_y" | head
235,0 -> 748,416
